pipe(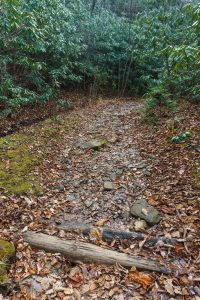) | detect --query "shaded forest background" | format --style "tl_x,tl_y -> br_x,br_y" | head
0,0 -> 199,116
